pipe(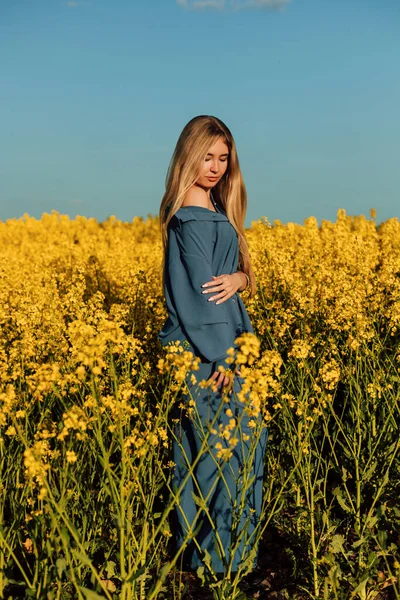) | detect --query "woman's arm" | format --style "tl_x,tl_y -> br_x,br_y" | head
199,270 -> 249,303
236,271 -> 250,292
167,217 -> 233,363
